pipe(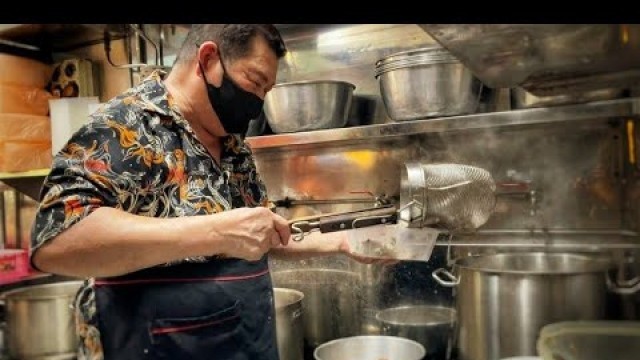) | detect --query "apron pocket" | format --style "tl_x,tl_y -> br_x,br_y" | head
149,300 -> 245,360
